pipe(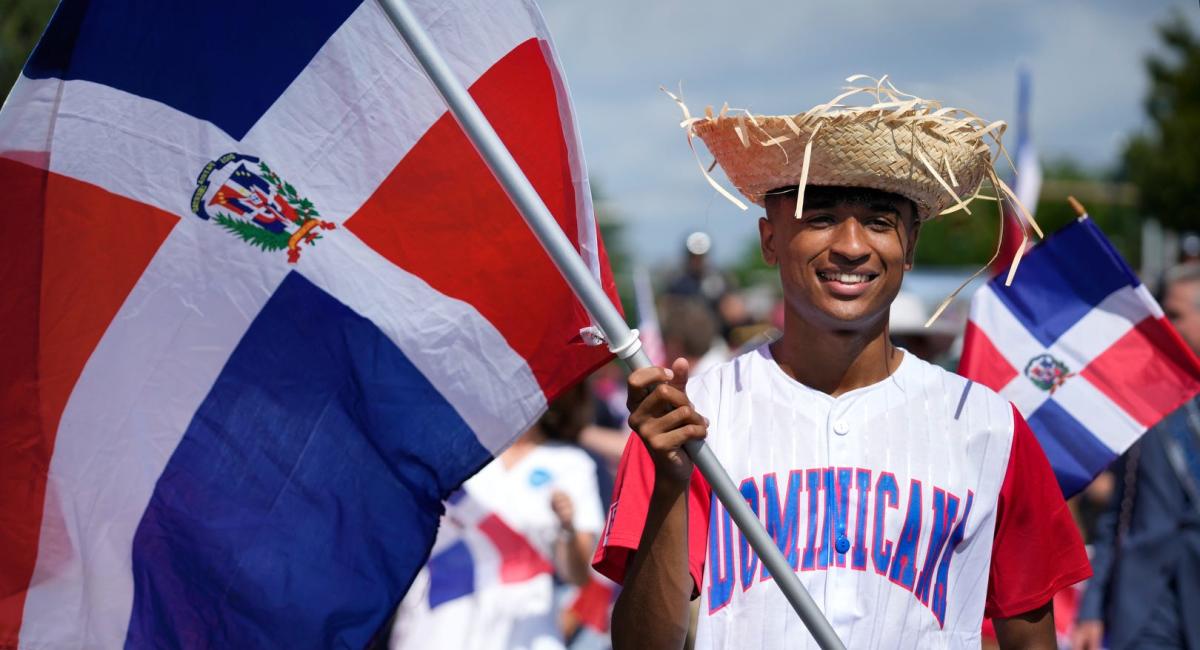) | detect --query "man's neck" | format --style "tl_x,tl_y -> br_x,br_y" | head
770,309 -> 902,397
